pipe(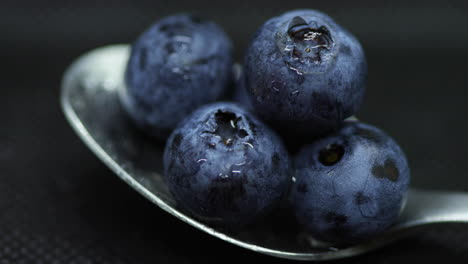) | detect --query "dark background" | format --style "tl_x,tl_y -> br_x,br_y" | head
2,0 -> 468,263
